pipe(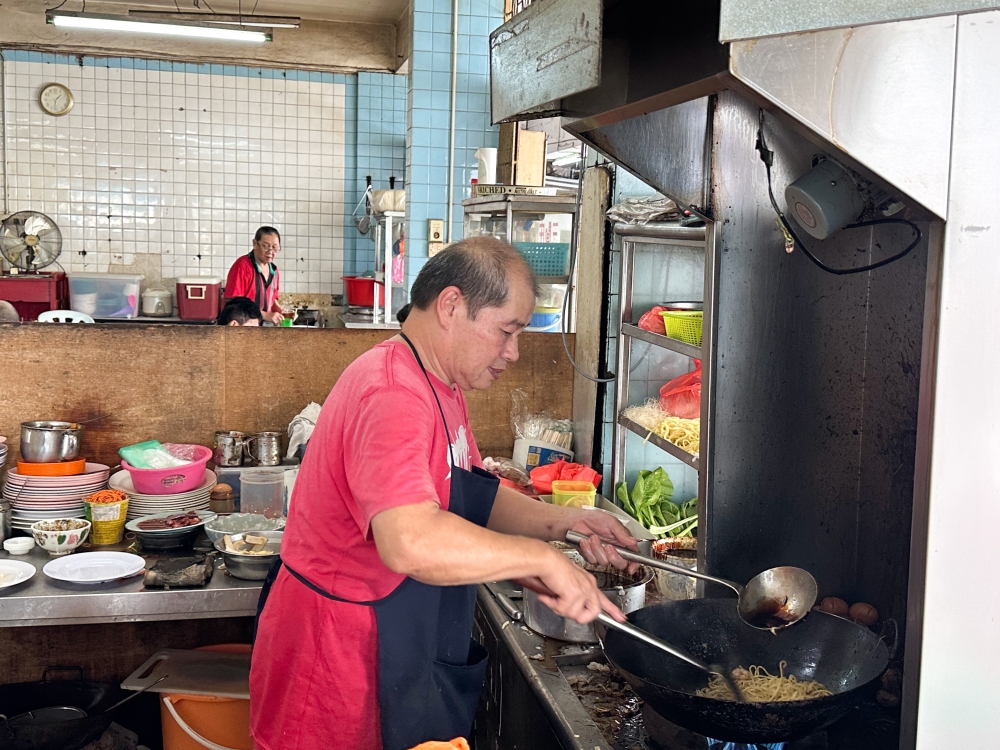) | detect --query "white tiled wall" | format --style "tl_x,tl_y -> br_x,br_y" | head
1,55 -> 347,295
